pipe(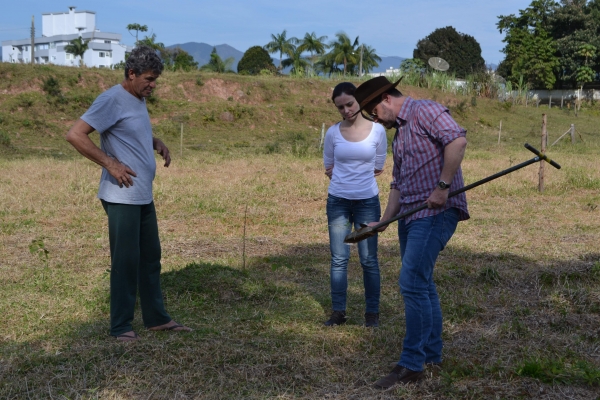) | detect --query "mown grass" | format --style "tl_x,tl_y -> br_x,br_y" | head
0,63 -> 599,399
